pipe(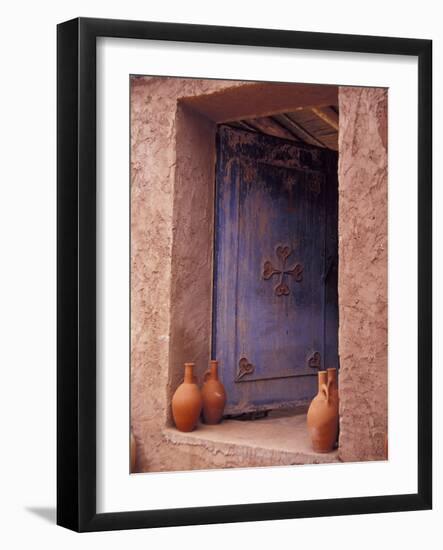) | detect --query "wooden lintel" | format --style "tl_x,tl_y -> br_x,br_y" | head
180,82 -> 338,124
